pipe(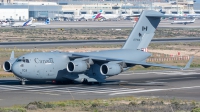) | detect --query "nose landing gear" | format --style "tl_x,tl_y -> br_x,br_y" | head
20,80 -> 26,85
16,77 -> 26,85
